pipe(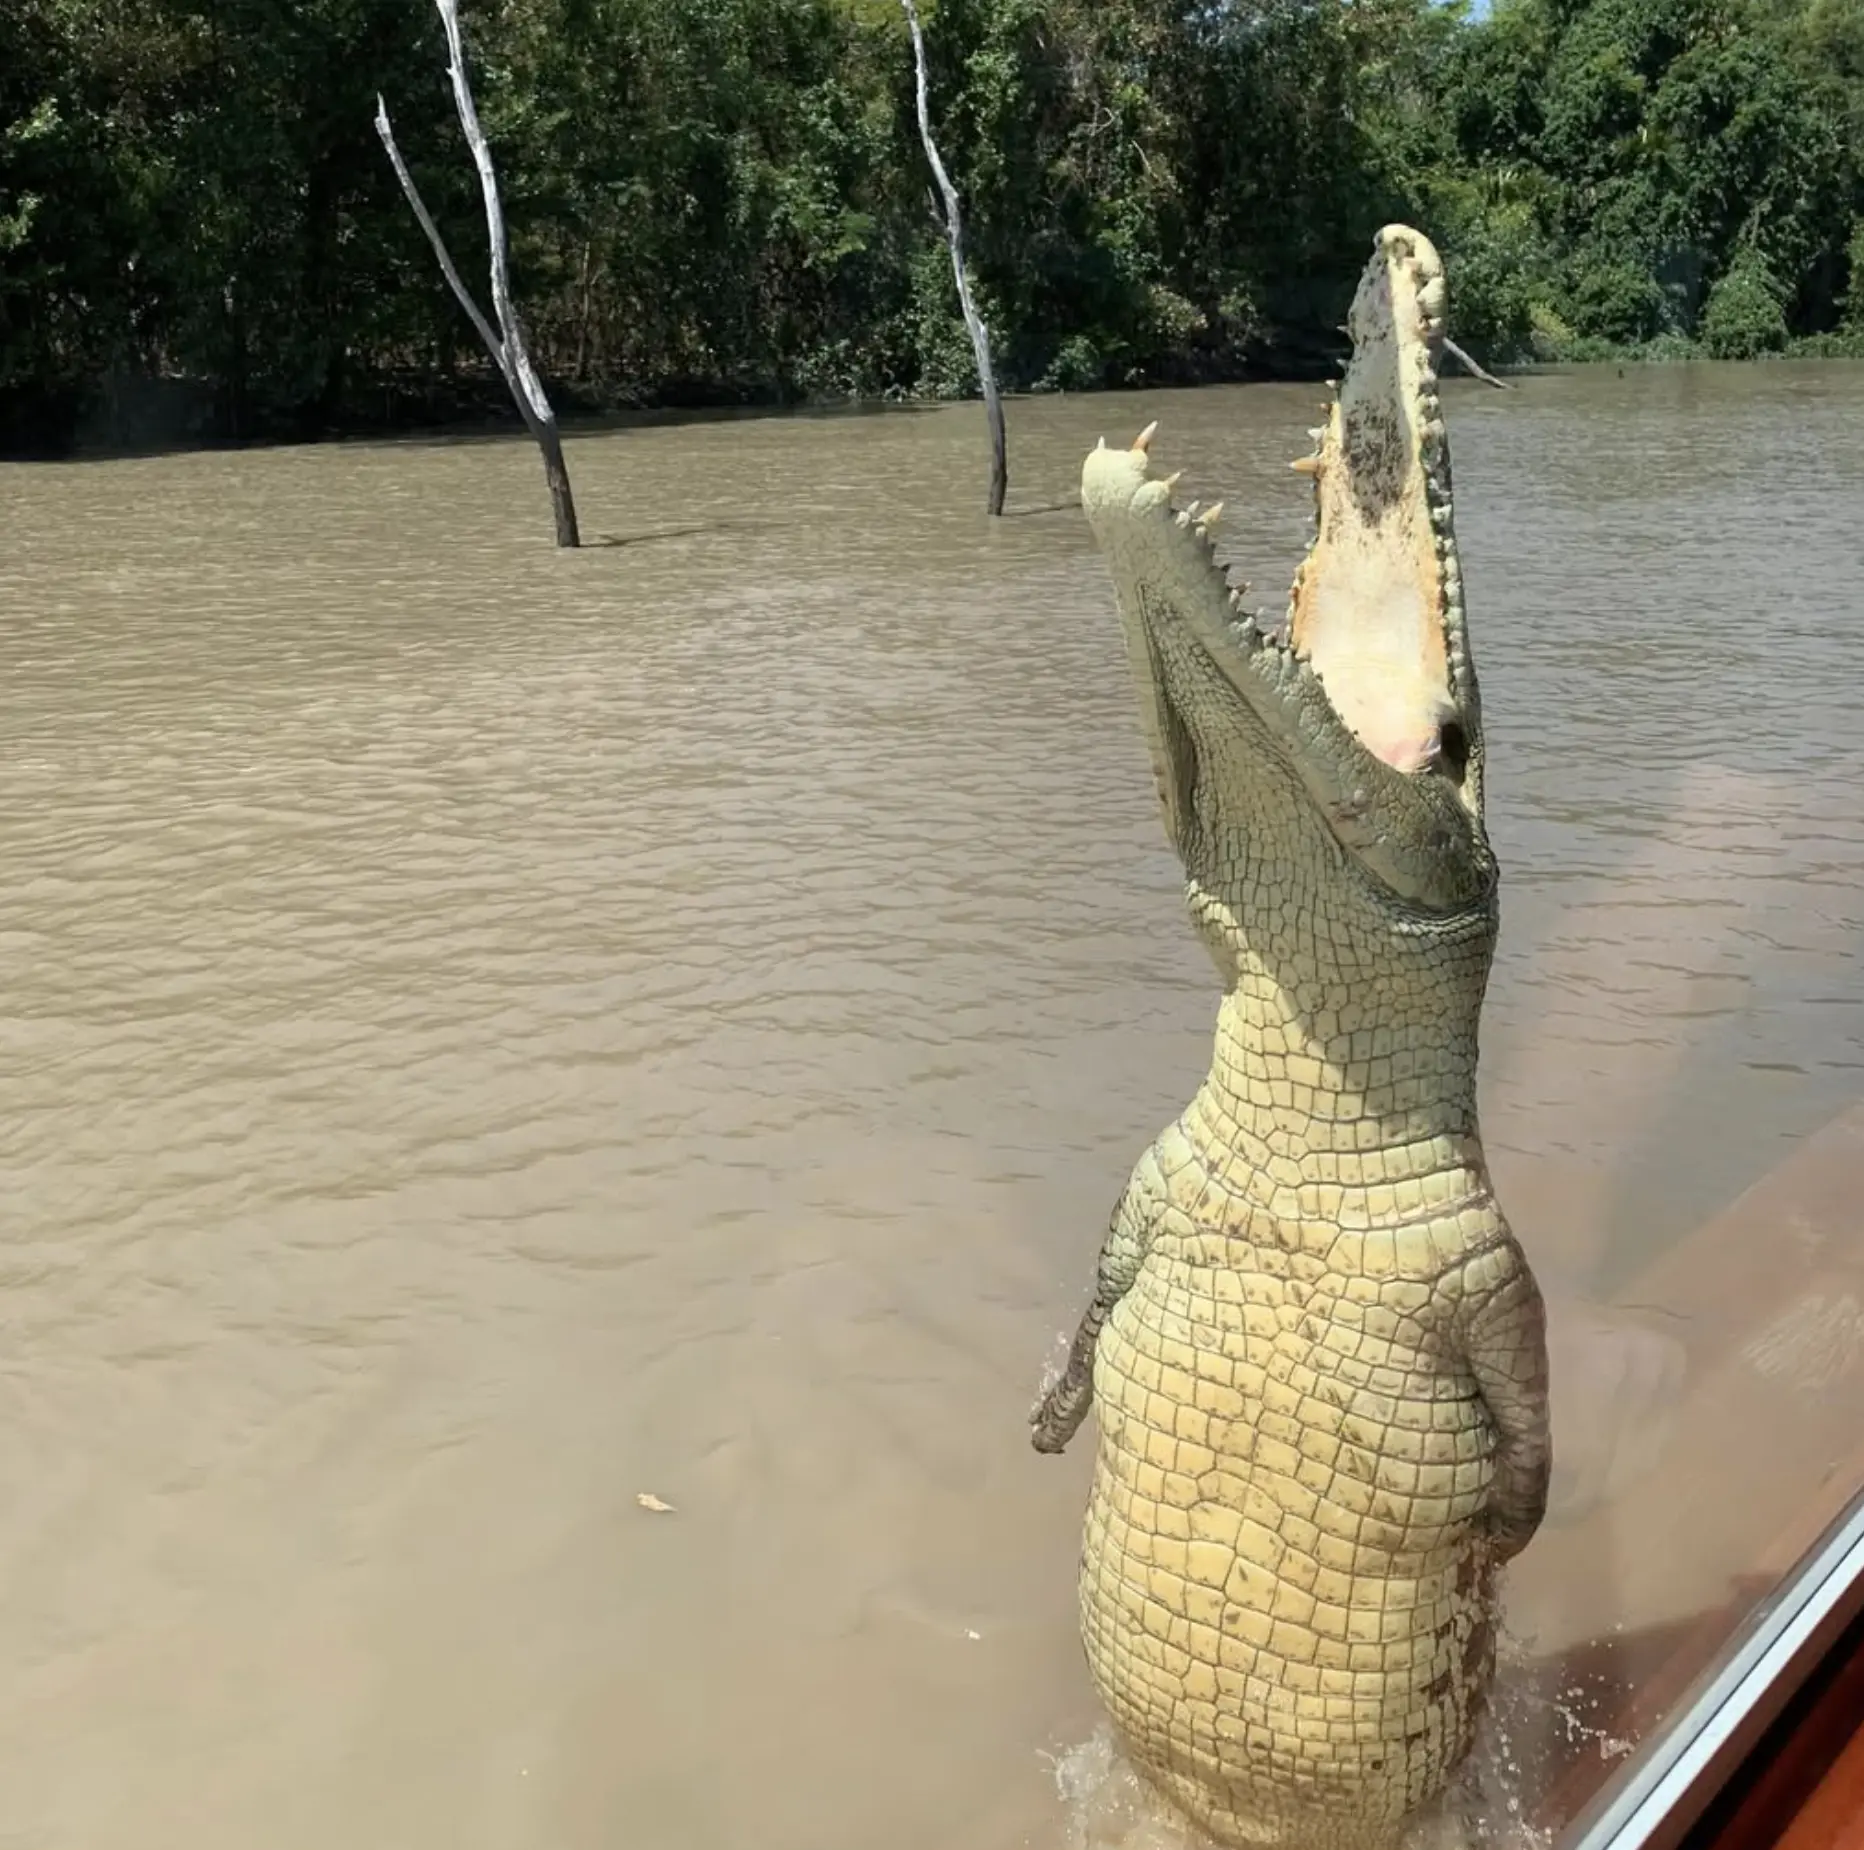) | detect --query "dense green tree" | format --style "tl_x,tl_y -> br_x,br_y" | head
0,0 -> 1858,451
1421,0 -> 1860,353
